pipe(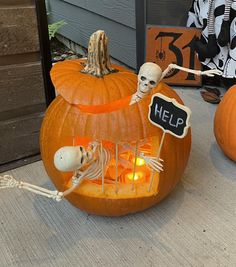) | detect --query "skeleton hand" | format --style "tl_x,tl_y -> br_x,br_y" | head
129,94 -> 140,105
139,153 -> 164,172
0,175 -> 19,188
200,69 -> 222,77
